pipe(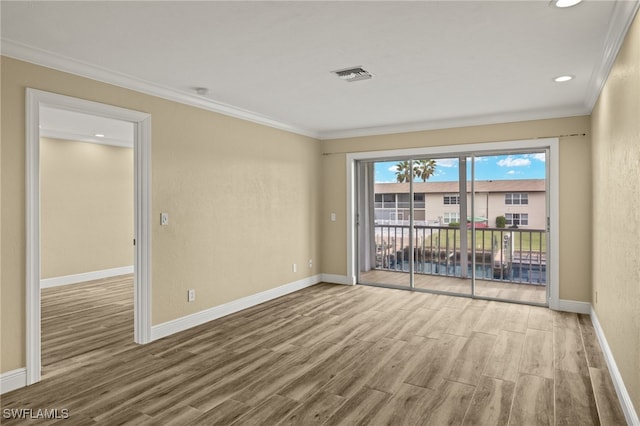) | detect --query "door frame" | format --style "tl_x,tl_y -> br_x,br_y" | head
25,89 -> 152,385
346,138 -> 559,308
